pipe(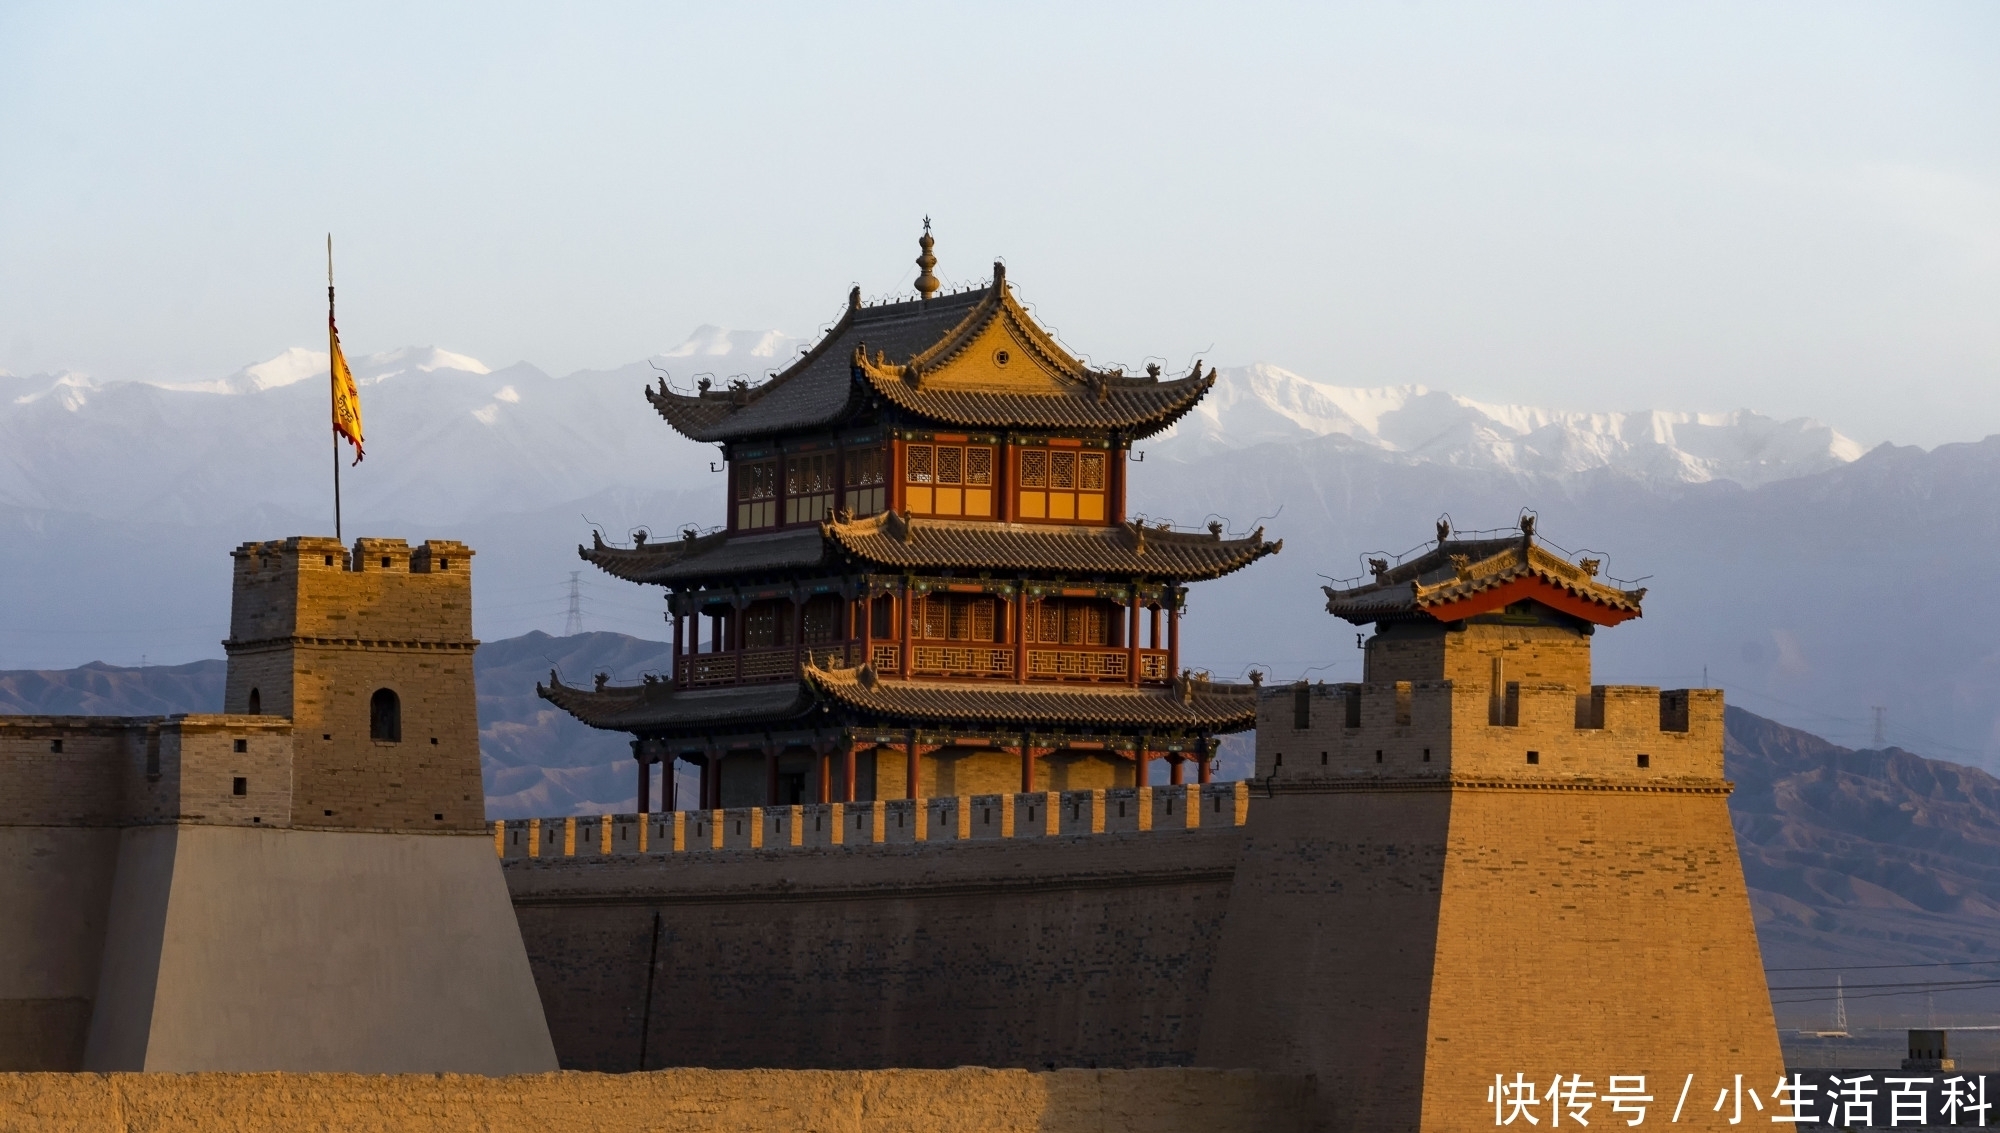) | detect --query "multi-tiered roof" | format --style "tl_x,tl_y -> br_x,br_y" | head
542,228 -> 1278,808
